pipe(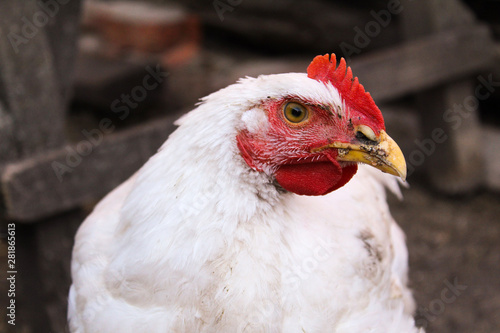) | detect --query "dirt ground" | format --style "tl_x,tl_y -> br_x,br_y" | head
1,181 -> 499,333
388,183 -> 500,333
